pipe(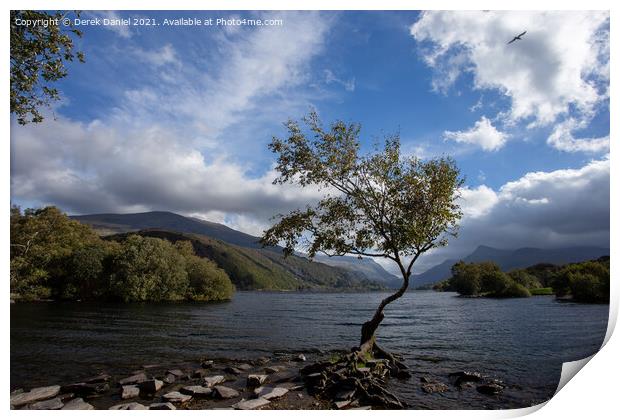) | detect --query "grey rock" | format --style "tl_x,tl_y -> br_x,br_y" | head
150,402 -> 176,410
180,385 -> 213,397
264,365 -> 285,374
477,383 -> 504,395
232,398 -> 271,410
167,369 -> 185,378
213,385 -> 240,399
30,397 -> 64,410
109,402 -> 148,410
256,386 -> 288,400
335,400 -> 351,409
193,368 -> 210,378
163,373 -> 176,384
293,354 -> 307,362
203,375 -> 225,388
118,372 -> 147,386
268,369 -> 299,383
335,389 -> 356,401
237,363 -> 253,371
10,385 -> 61,407
421,382 -> 449,394
82,374 -> 111,384
62,398 -> 94,410
224,366 -> 243,375
247,374 -> 268,387
61,382 -> 109,396
121,385 -> 140,400
138,379 -> 163,394
351,406 -> 372,410
162,391 -> 192,404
